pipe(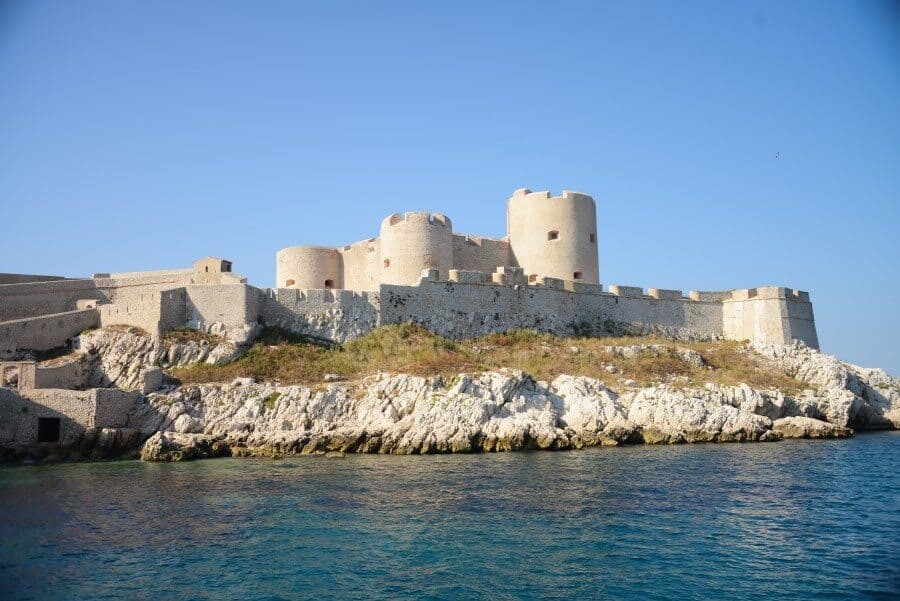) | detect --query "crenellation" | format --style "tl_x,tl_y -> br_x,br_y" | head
609,285 -> 644,298
648,288 -> 683,300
